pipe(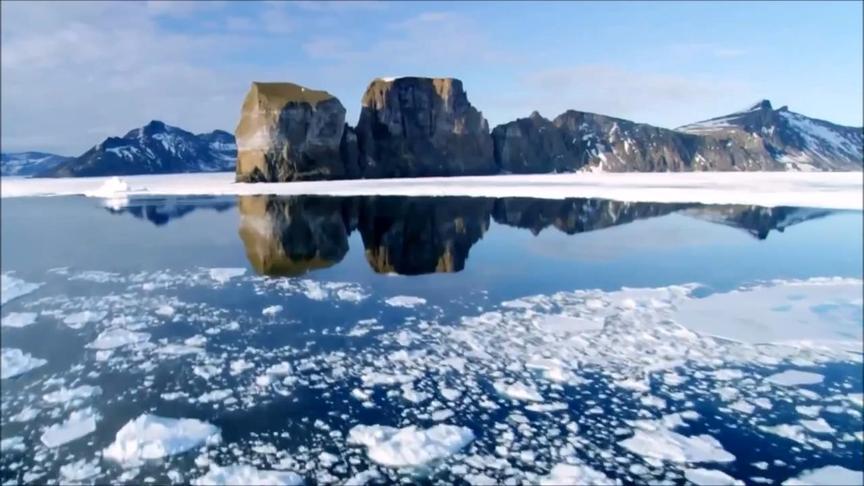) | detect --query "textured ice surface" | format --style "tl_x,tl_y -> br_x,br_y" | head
40,407 -> 99,447
348,424 -> 474,467
783,465 -> 863,485
384,296 -> 427,308
103,414 -> 222,466
767,370 -> 825,386
685,468 -> 744,485
1,347 -> 46,379
193,465 -> 303,485
86,328 -> 150,349
1,273 -> 42,305
540,464 -> 616,485
1,311 -> 37,328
